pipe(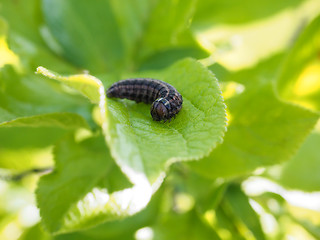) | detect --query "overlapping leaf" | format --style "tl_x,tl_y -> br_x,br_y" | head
36,58 -> 226,233
38,58 -> 227,187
